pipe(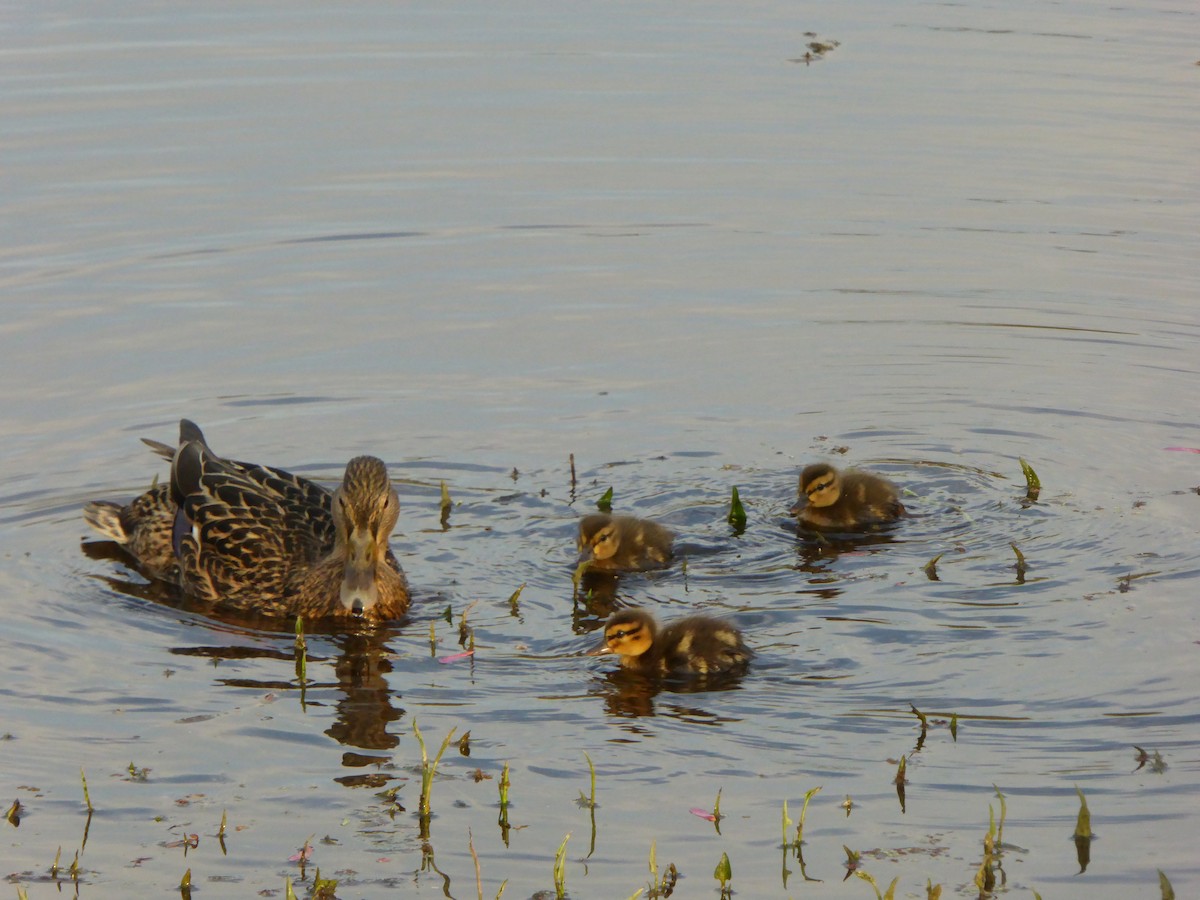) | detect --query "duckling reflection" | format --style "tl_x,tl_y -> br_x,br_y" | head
577,514 -> 673,572
593,608 -> 752,677
790,463 -> 905,531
